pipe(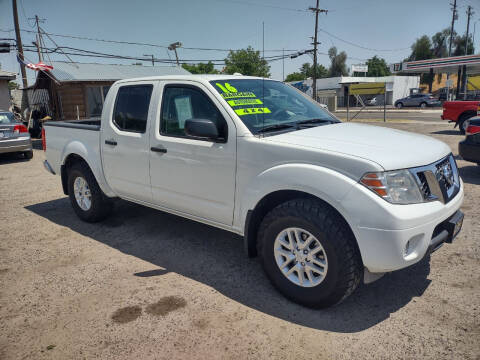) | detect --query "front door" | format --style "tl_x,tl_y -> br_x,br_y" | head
101,82 -> 155,203
149,82 -> 236,226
